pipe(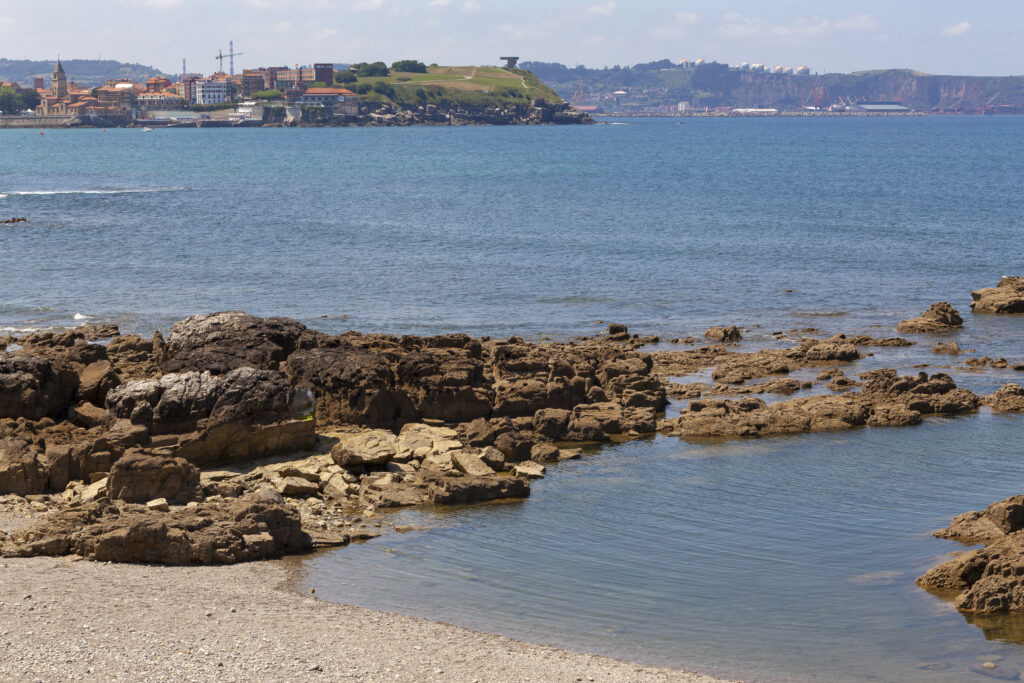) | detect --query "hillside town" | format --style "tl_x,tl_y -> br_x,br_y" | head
0,59 -> 360,126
